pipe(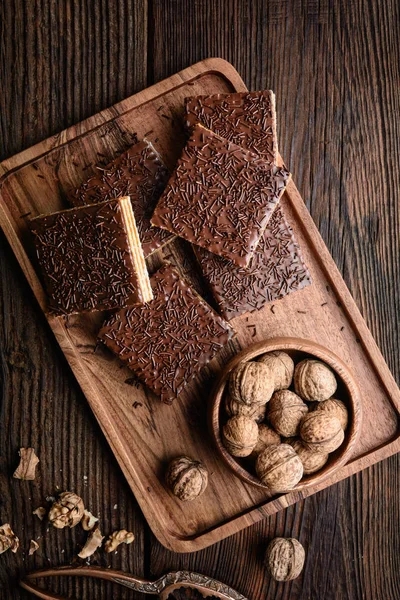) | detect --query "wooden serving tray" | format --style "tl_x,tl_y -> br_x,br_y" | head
1,58 -> 399,553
